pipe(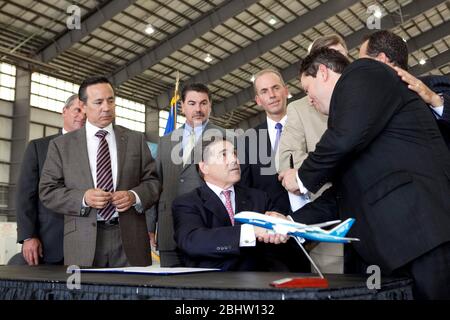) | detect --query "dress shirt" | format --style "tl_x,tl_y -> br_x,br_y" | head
205,182 -> 256,247
182,121 -> 207,150
82,120 -> 141,220
266,115 -> 287,151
